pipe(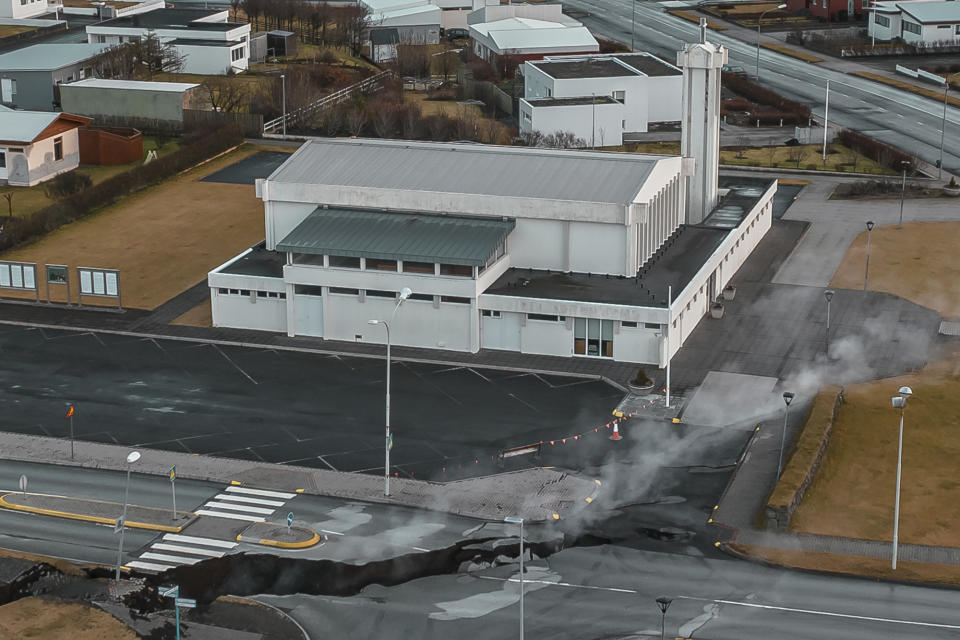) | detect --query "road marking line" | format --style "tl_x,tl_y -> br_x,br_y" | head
477,576 -> 636,593
128,560 -> 176,572
213,493 -> 285,507
678,597 -> 960,630
214,345 -> 258,385
163,534 -> 237,549
319,529 -> 344,536
196,509 -> 265,522
225,486 -> 296,499
140,552 -> 202,565
412,546 -> 430,552
151,543 -> 225,558
204,501 -> 275,515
